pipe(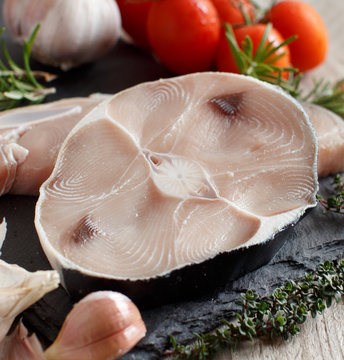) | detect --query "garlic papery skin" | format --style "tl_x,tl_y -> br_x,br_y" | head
44,291 -> 146,360
3,0 -> 122,71
0,321 -> 45,360
0,259 -> 60,342
0,219 -> 6,253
